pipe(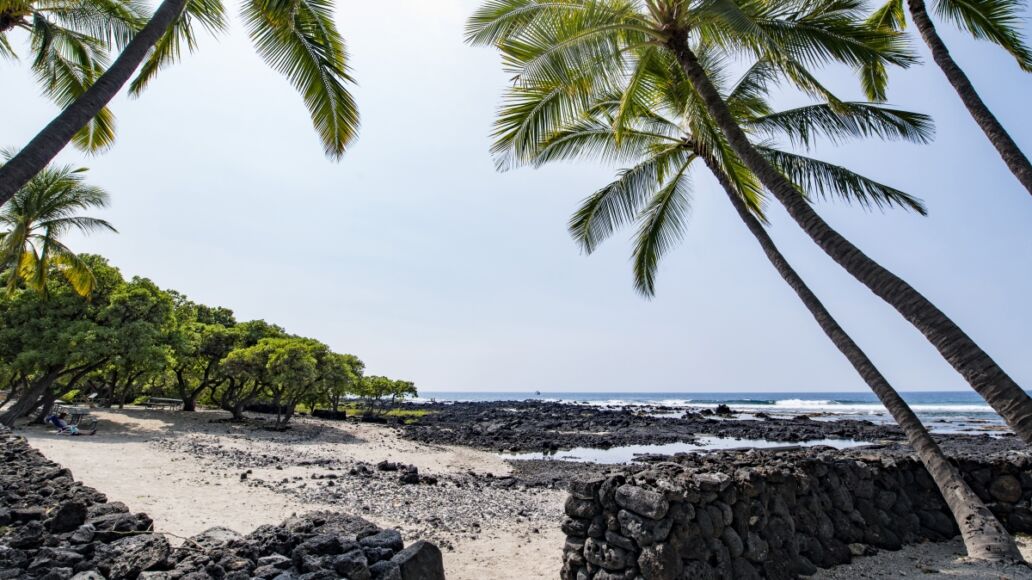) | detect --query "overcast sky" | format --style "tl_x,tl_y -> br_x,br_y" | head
2,1 -> 1031,393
